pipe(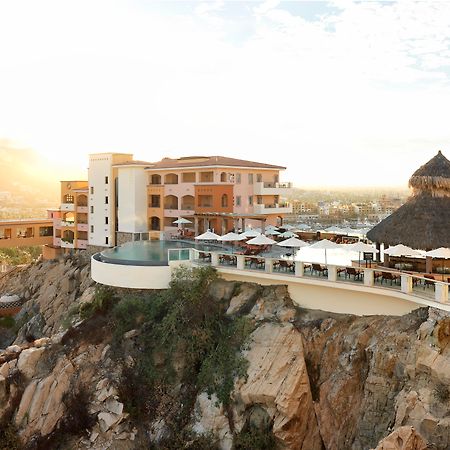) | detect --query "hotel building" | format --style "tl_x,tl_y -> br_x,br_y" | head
48,153 -> 292,252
